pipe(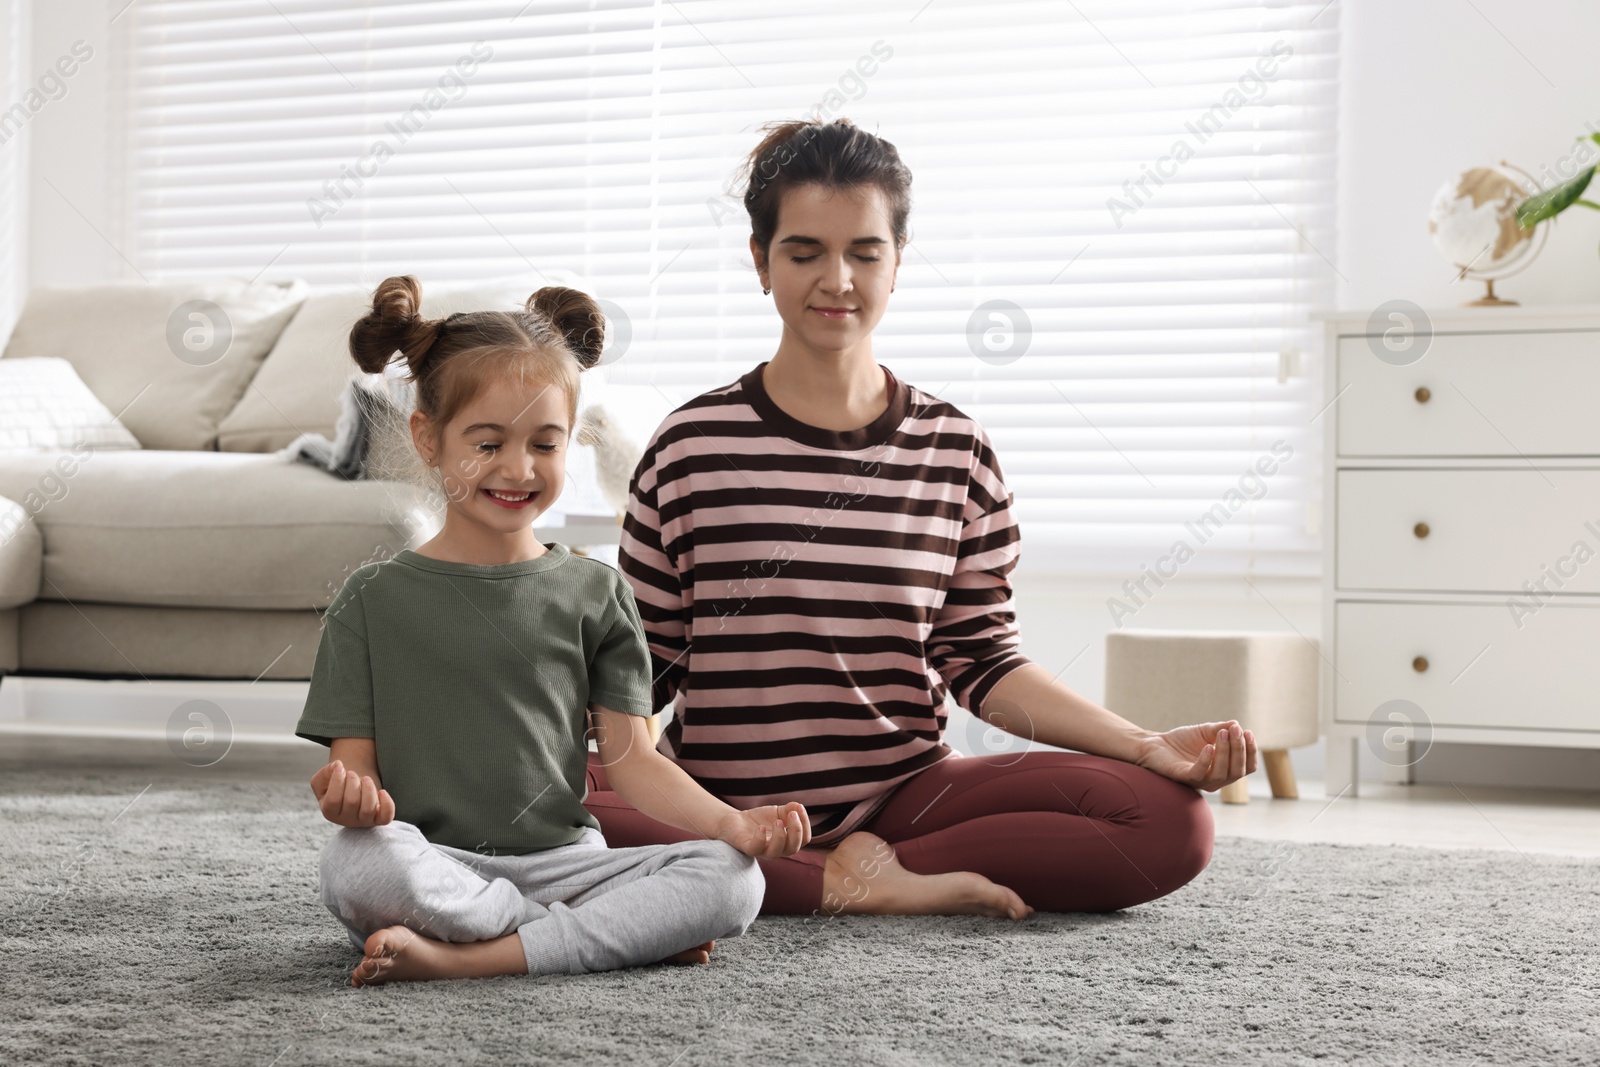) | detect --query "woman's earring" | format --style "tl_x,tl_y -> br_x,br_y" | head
762,287 -> 771,295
